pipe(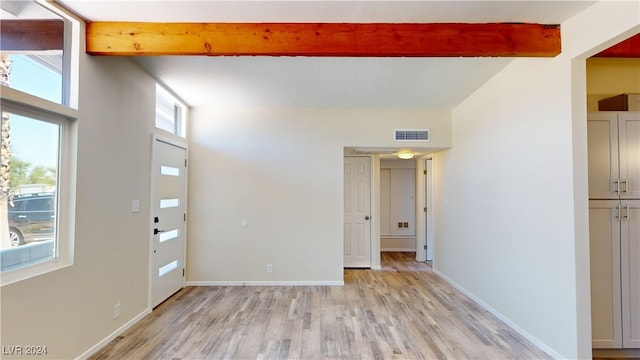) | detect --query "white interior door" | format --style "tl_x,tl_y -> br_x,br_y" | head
151,138 -> 187,308
344,156 -> 371,268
